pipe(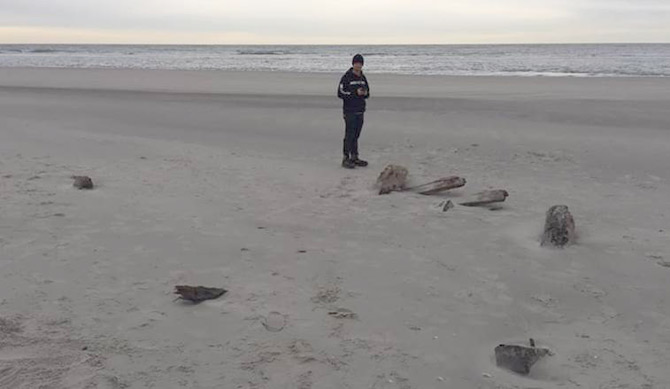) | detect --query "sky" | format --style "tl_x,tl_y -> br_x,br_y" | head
1,0 -> 669,44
